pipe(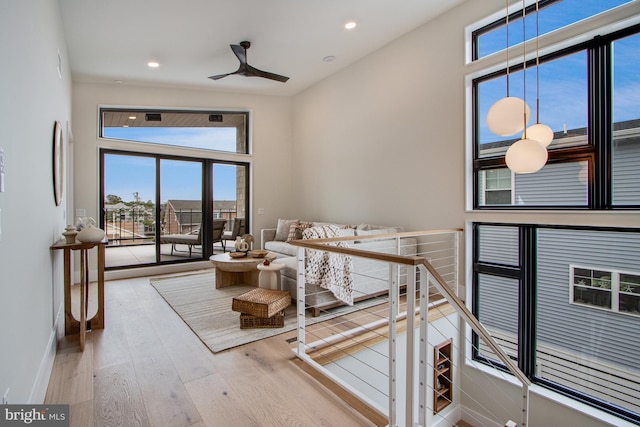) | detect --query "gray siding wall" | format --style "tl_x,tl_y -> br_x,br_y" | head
537,228 -> 640,371
613,140 -> 640,205
477,226 -> 640,371
478,225 -> 518,265
514,162 -> 587,206
478,273 -> 519,336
